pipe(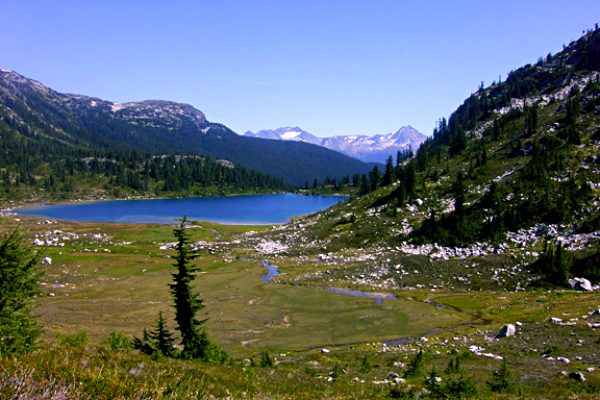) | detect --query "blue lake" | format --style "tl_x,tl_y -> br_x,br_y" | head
17,194 -> 346,225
